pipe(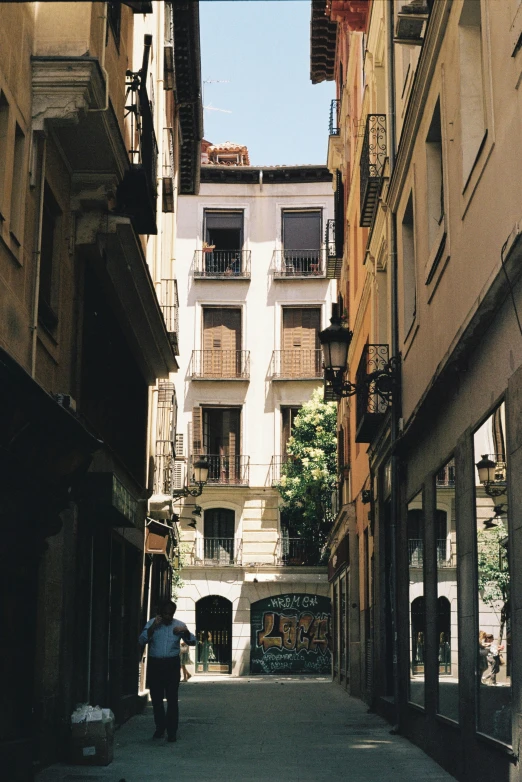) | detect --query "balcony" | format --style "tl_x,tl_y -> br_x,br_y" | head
267,455 -> 289,486
189,454 -> 250,486
355,344 -> 390,443
436,462 -> 455,487
277,537 -> 322,566
162,127 -> 175,212
193,250 -> 251,279
190,350 -> 250,380
329,98 -> 341,136
270,350 -> 323,380
273,249 -> 325,278
159,279 -> 179,355
408,540 -> 455,569
117,43 -> 158,235
325,219 -> 342,280
190,538 -> 242,566
359,114 -> 387,228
